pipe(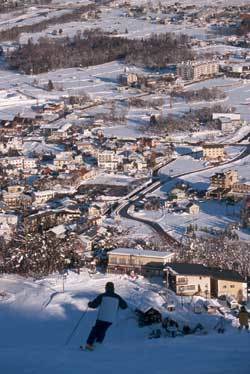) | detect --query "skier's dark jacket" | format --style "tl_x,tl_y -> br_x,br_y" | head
88,291 -> 127,323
